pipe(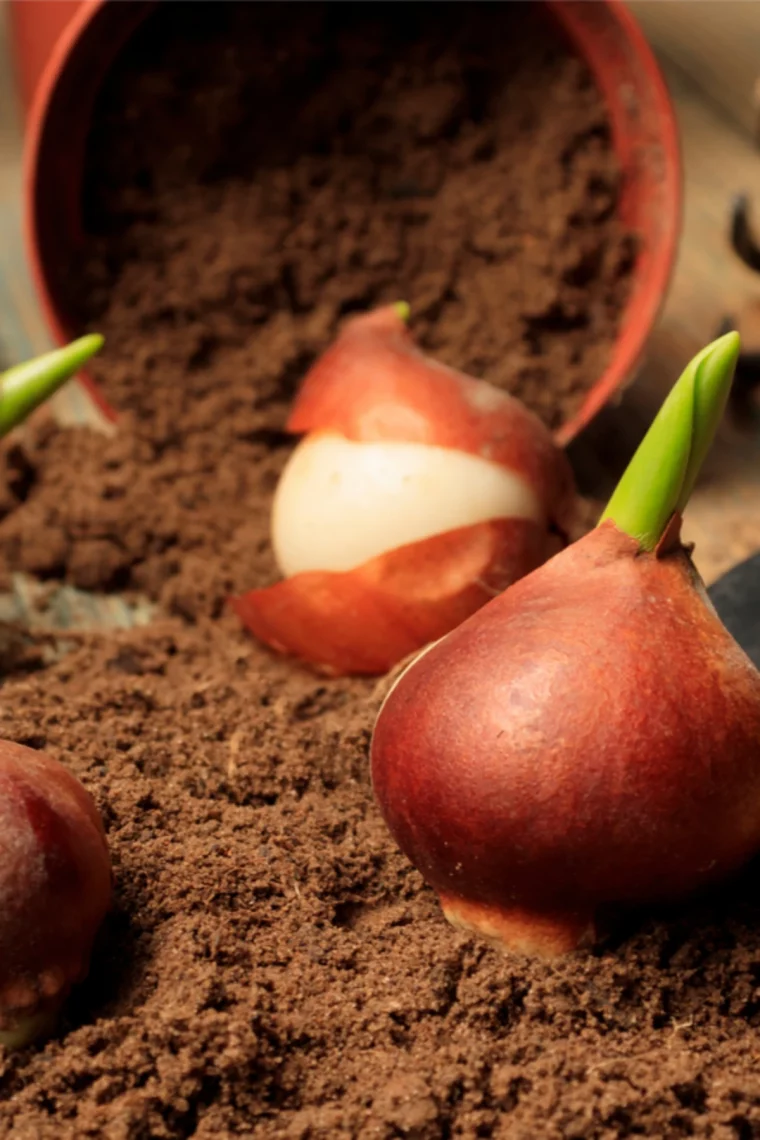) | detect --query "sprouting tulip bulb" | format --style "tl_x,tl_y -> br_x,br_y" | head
0,334 -> 104,437
599,331 -> 740,550
371,331 -> 760,957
